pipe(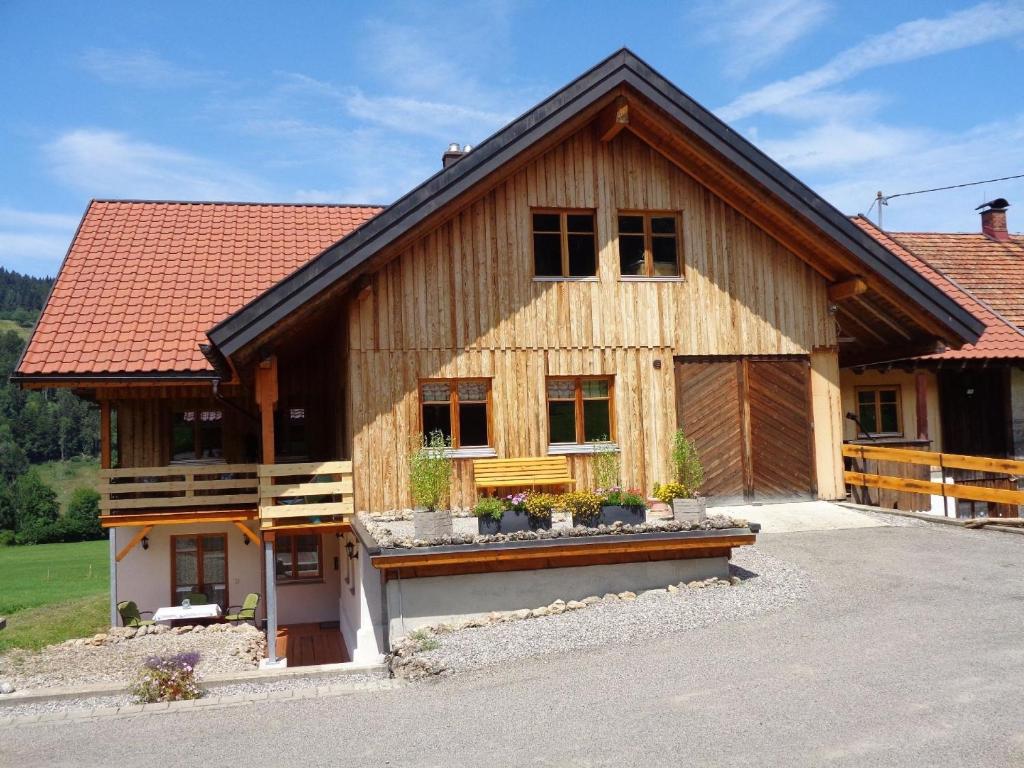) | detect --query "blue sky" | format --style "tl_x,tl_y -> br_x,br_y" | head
1,0 -> 1023,277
